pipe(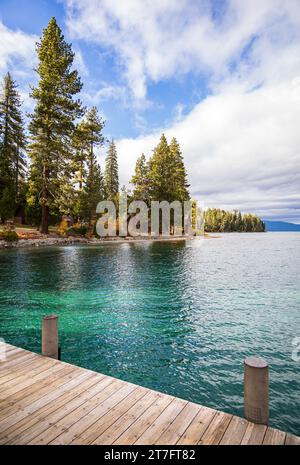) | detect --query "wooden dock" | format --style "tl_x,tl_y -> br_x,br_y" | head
0,343 -> 299,445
